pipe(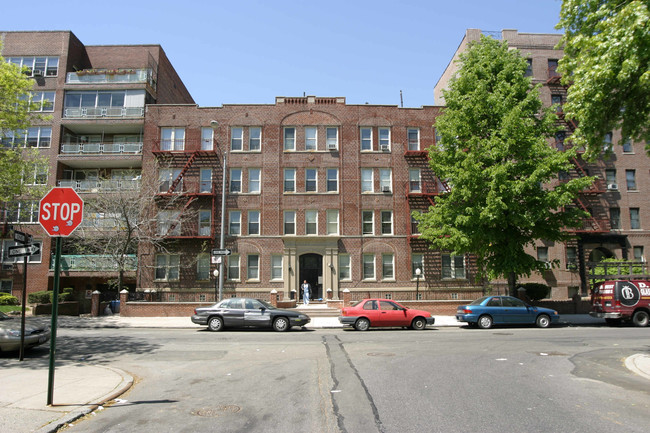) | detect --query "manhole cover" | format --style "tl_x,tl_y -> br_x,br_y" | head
192,405 -> 241,417
367,352 -> 396,357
